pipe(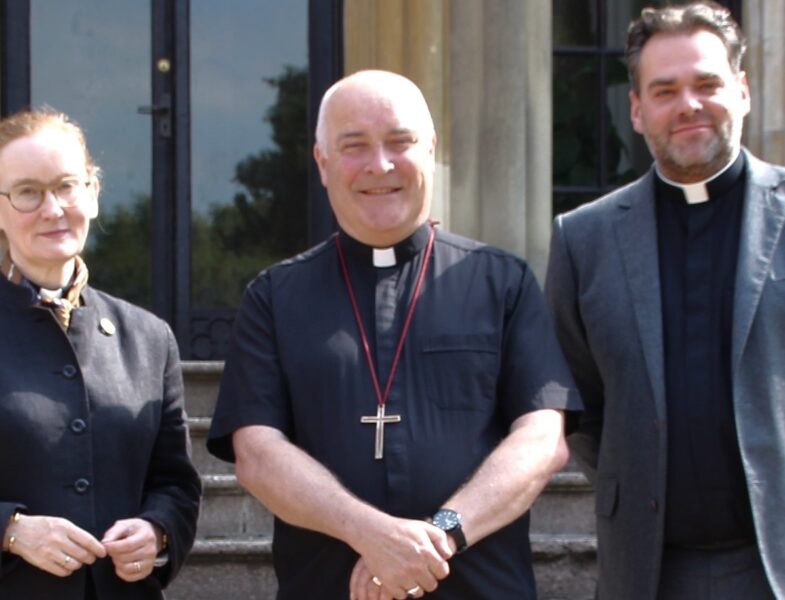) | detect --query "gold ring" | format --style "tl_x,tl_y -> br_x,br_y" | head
371,576 -> 383,587
63,554 -> 72,565
134,561 -> 142,574
407,586 -> 422,596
